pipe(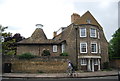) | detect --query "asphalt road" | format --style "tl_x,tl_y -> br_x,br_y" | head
2,76 -> 119,81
